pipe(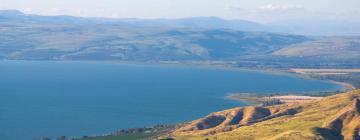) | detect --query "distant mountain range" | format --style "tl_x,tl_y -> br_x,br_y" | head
0,10 -> 359,68
1,10 -> 360,36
